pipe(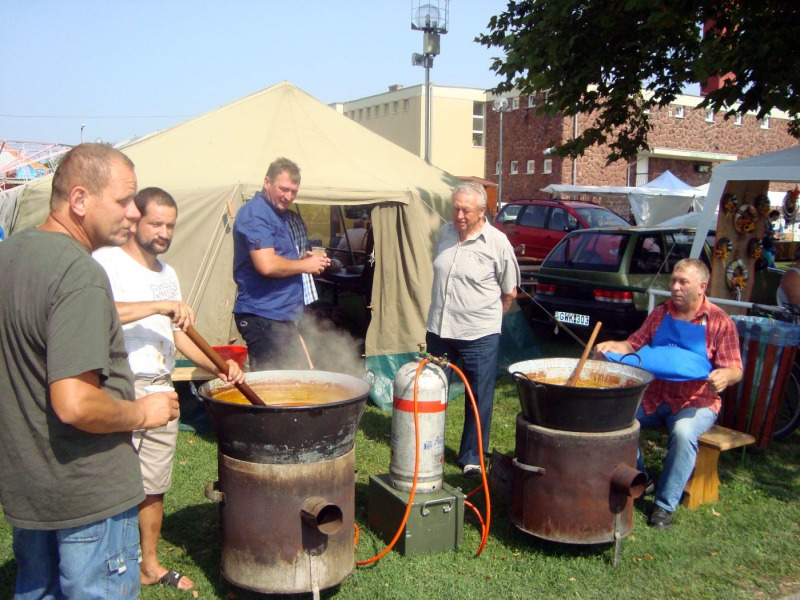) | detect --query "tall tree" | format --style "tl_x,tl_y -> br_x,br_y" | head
478,0 -> 800,163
